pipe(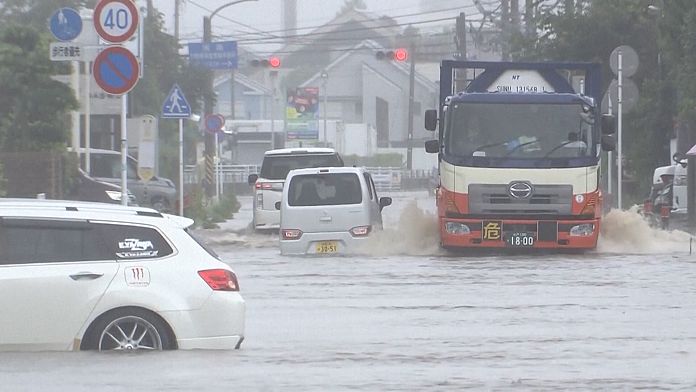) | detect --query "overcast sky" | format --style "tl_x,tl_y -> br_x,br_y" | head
151,0 -> 475,54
